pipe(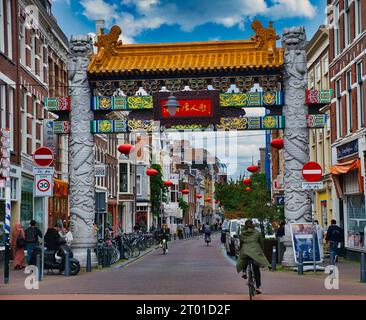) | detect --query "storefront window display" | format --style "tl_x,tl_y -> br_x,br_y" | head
21,177 -> 33,229
346,194 -> 366,249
